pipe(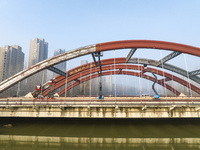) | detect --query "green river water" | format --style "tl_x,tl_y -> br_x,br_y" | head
0,118 -> 200,149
